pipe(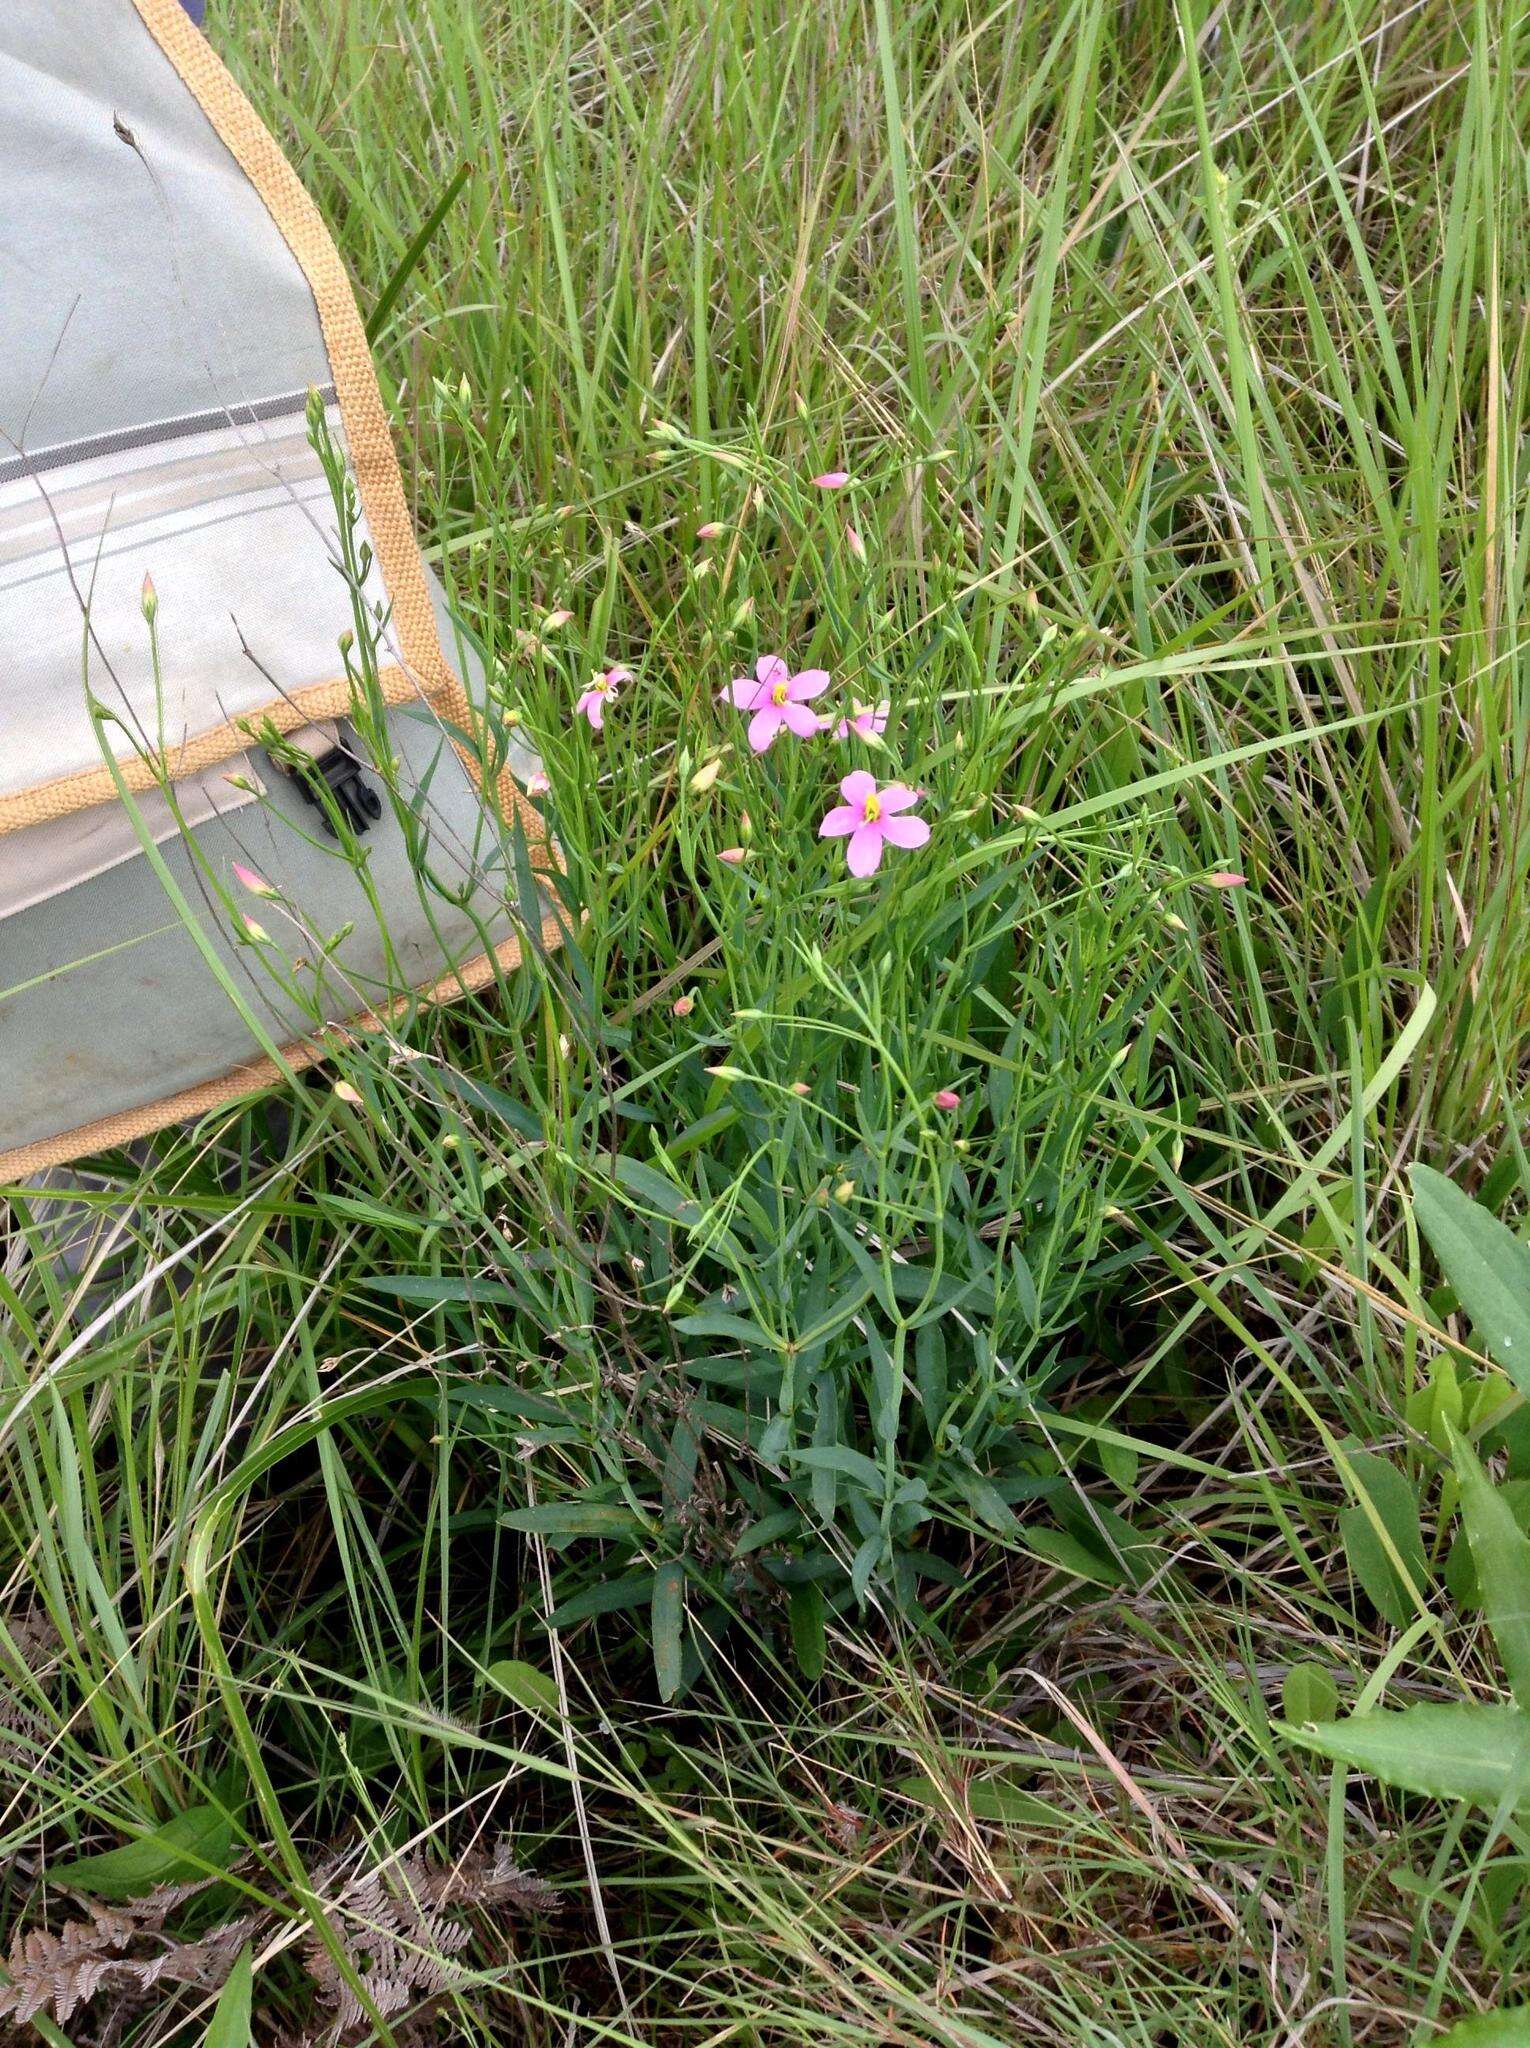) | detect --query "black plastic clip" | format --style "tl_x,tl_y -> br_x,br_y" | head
291,724 -> 382,837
